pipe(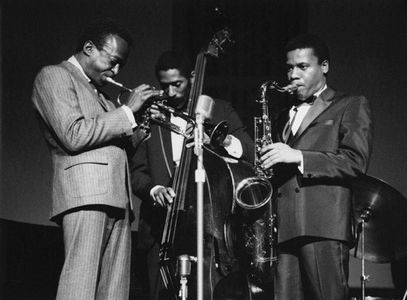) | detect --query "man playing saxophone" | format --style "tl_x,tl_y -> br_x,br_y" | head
259,33 -> 373,300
